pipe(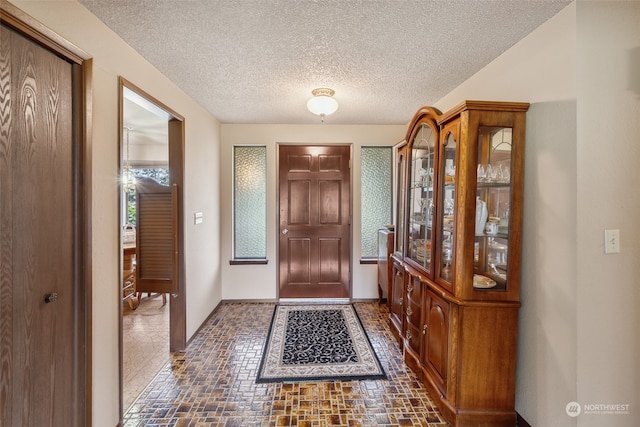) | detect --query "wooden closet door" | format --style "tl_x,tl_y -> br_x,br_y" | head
0,24 -> 79,426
